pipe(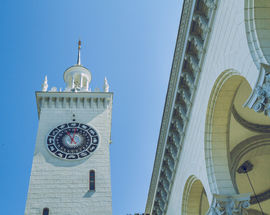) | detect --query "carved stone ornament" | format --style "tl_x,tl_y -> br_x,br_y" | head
42,75 -> 48,92
244,63 -> 270,116
103,77 -> 109,92
207,194 -> 250,215
146,0 -> 219,214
